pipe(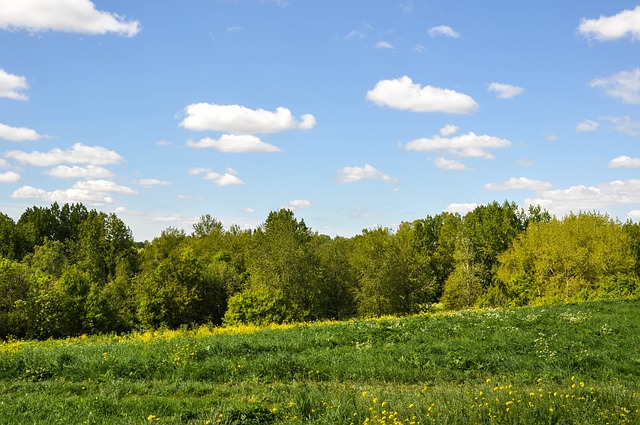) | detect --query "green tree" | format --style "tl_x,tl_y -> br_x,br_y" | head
441,235 -> 484,310
498,212 -> 636,304
0,258 -> 30,338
